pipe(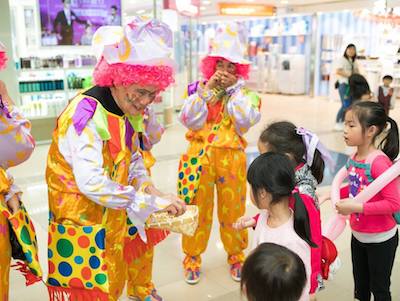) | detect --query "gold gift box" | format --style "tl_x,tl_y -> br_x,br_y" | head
146,205 -> 199,237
